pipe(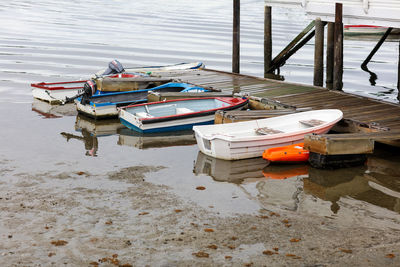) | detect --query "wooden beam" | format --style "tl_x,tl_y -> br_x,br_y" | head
398,40 -> 400,101
267,21 -> 315,73
264,6 -> 272,78
361,27 -> 393,68
314,18 -> 324,87
232,0 -> 240,73
333,3 -> 343,91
